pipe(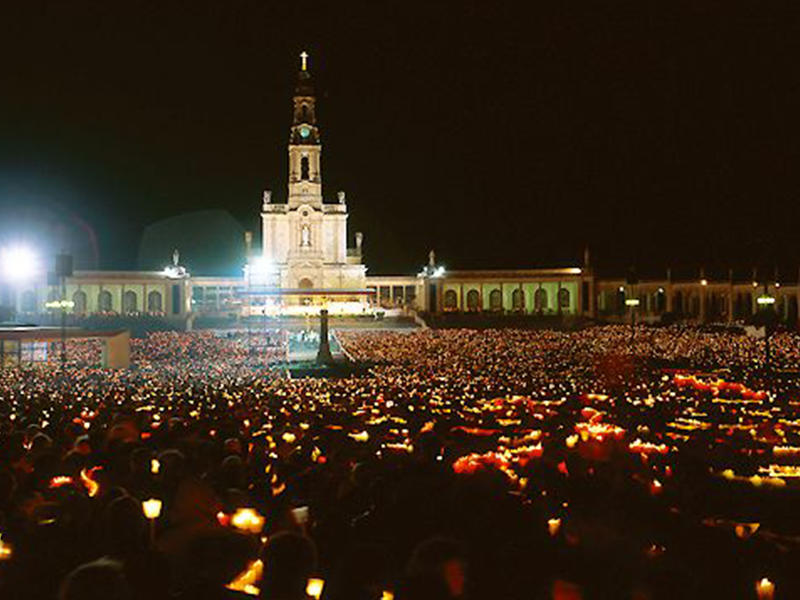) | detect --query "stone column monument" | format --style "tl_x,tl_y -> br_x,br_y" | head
316,309 -> 334,364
